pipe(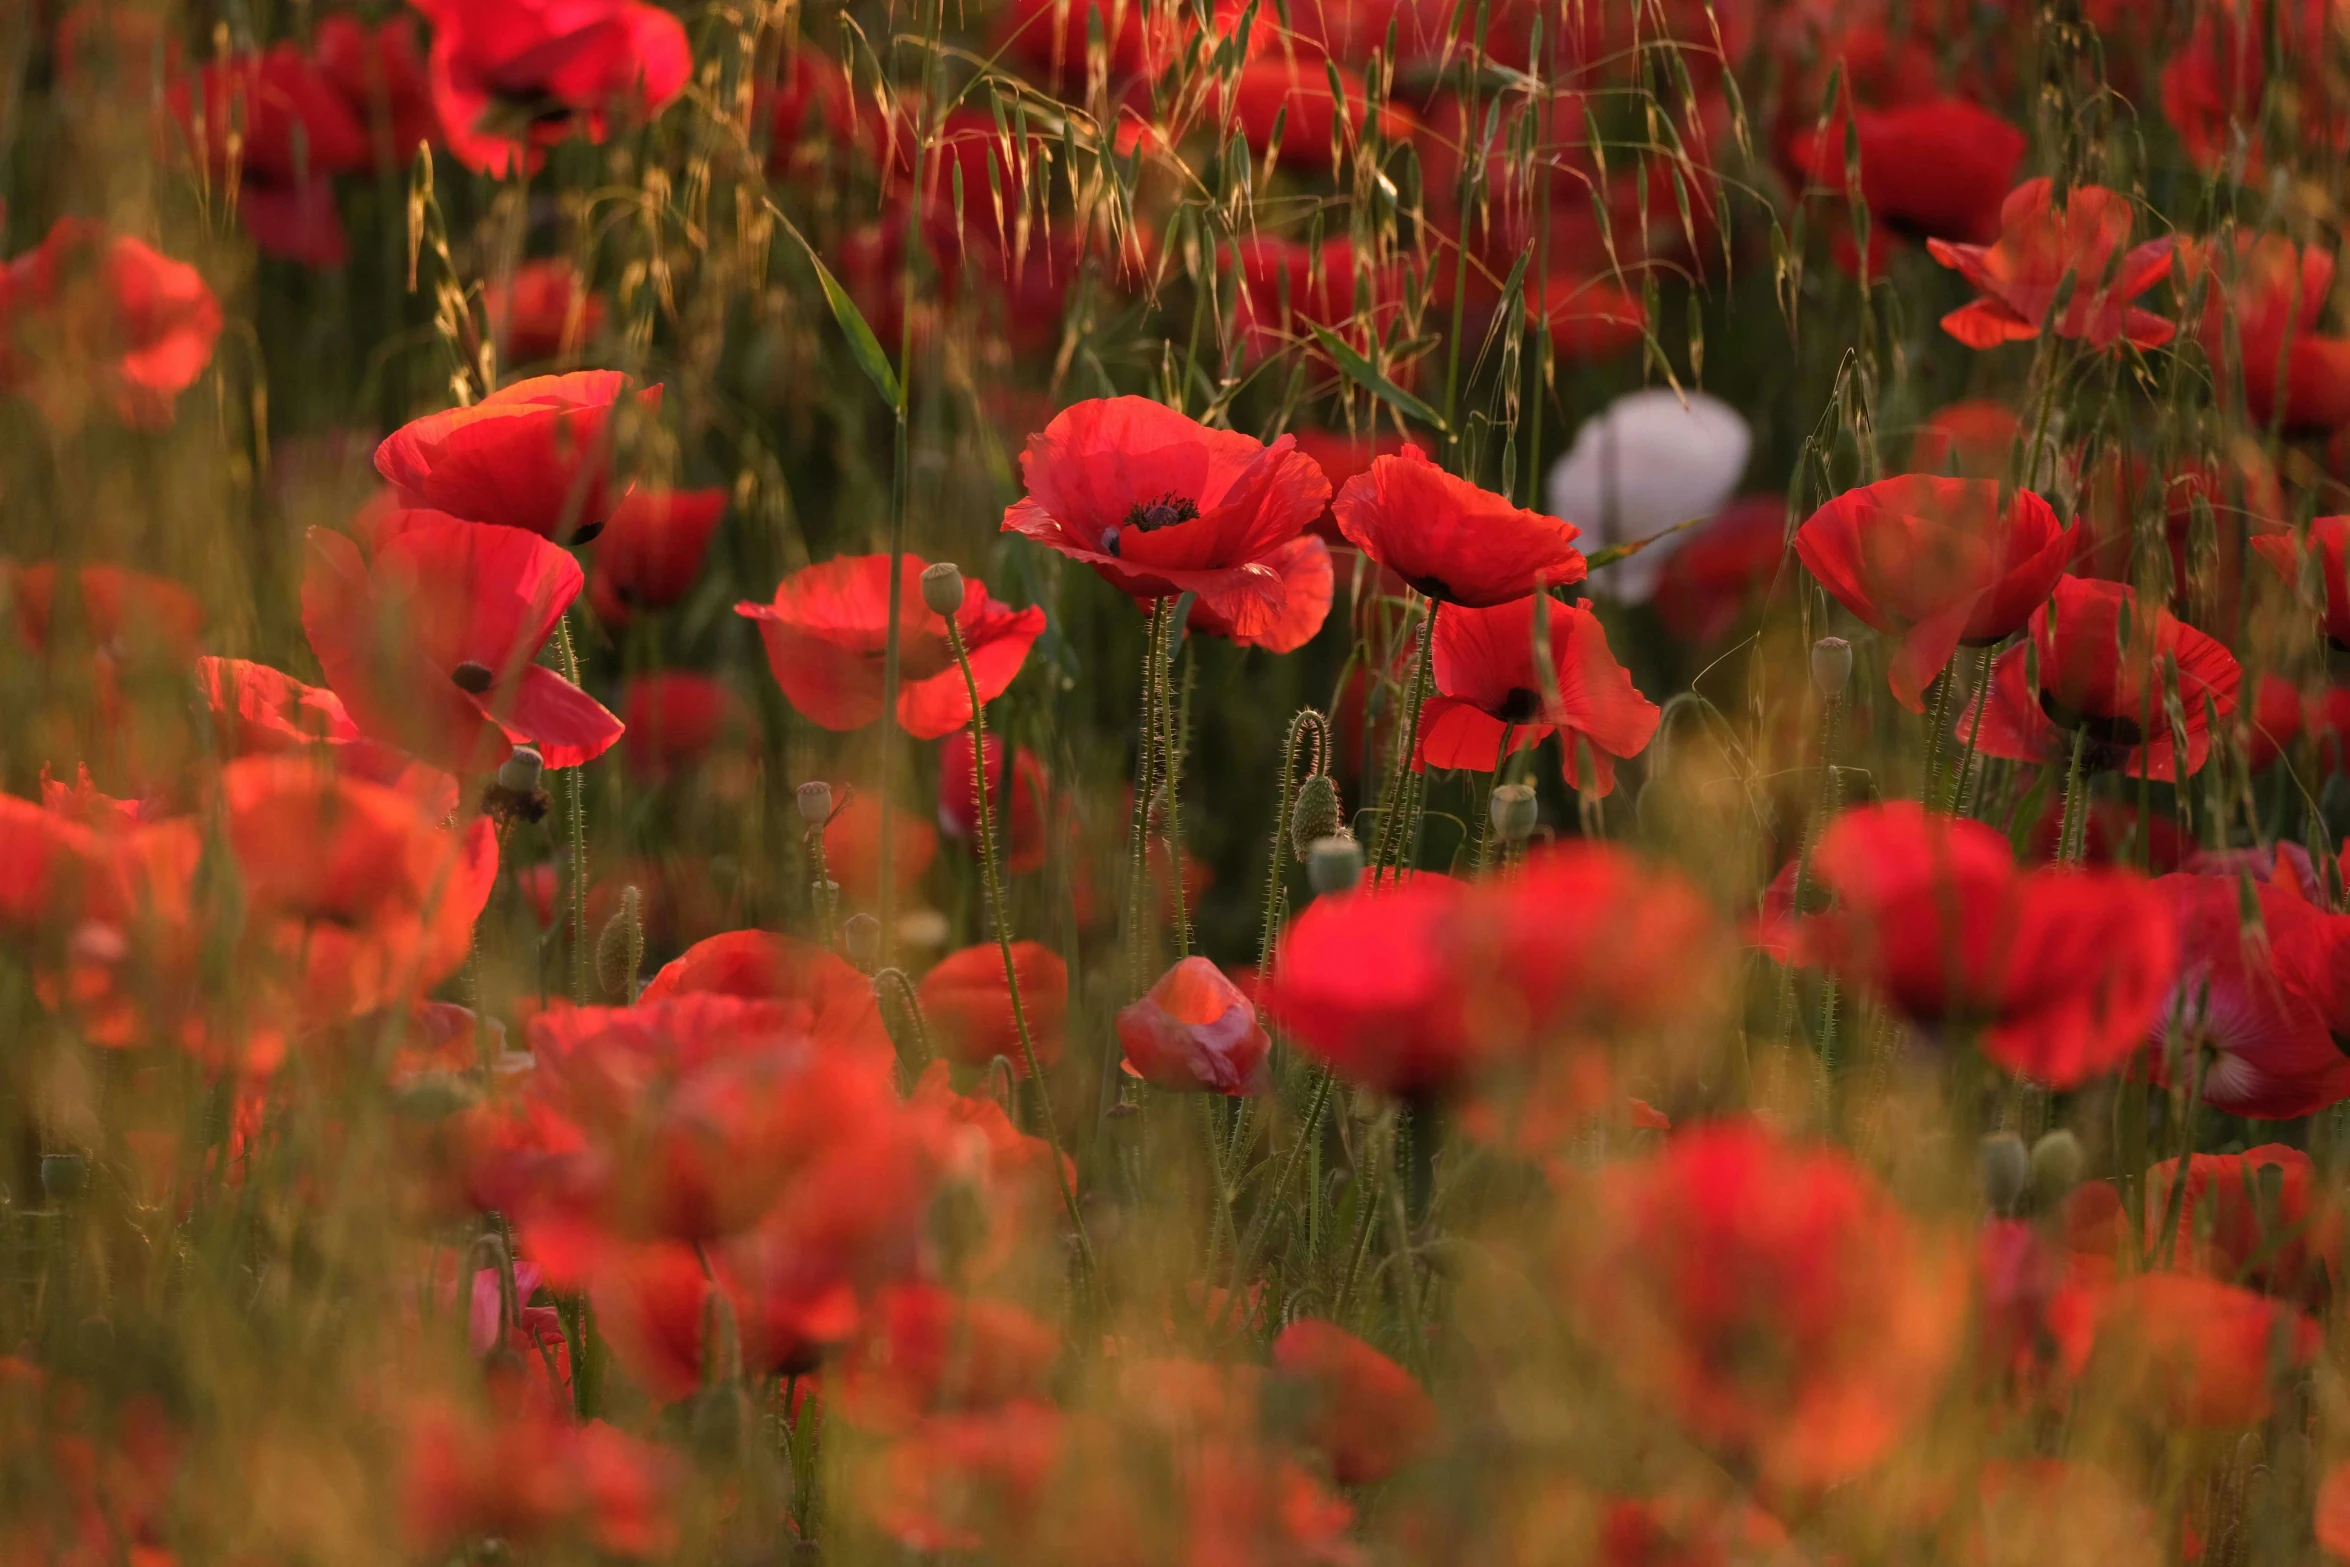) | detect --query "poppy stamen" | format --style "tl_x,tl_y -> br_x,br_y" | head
1109,492 -> 1199,556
